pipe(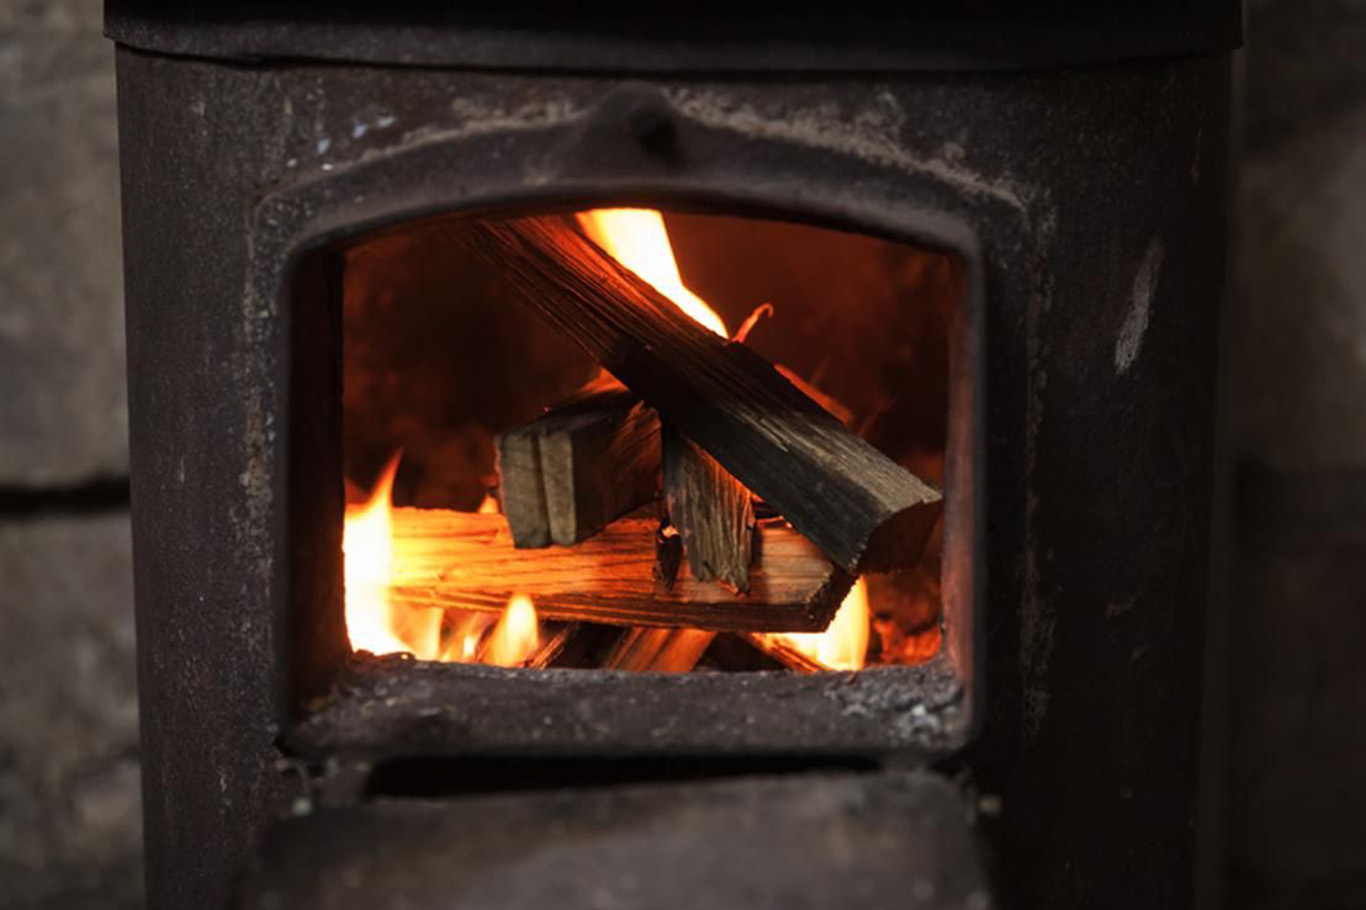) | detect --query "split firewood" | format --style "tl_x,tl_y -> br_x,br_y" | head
604,628 -> 717,673
497,381 -> 660,548
775,365 -> 855,428
386,508 -> 852,632
745,635 -> 828,674
526,623 -> 575,670
458,216 -> 942,574
662,422 -> 754,592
